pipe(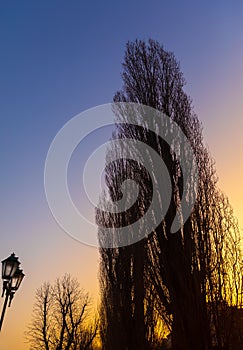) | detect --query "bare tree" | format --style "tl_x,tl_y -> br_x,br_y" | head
26,274 -> 98,350
97,39 -> 242,350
